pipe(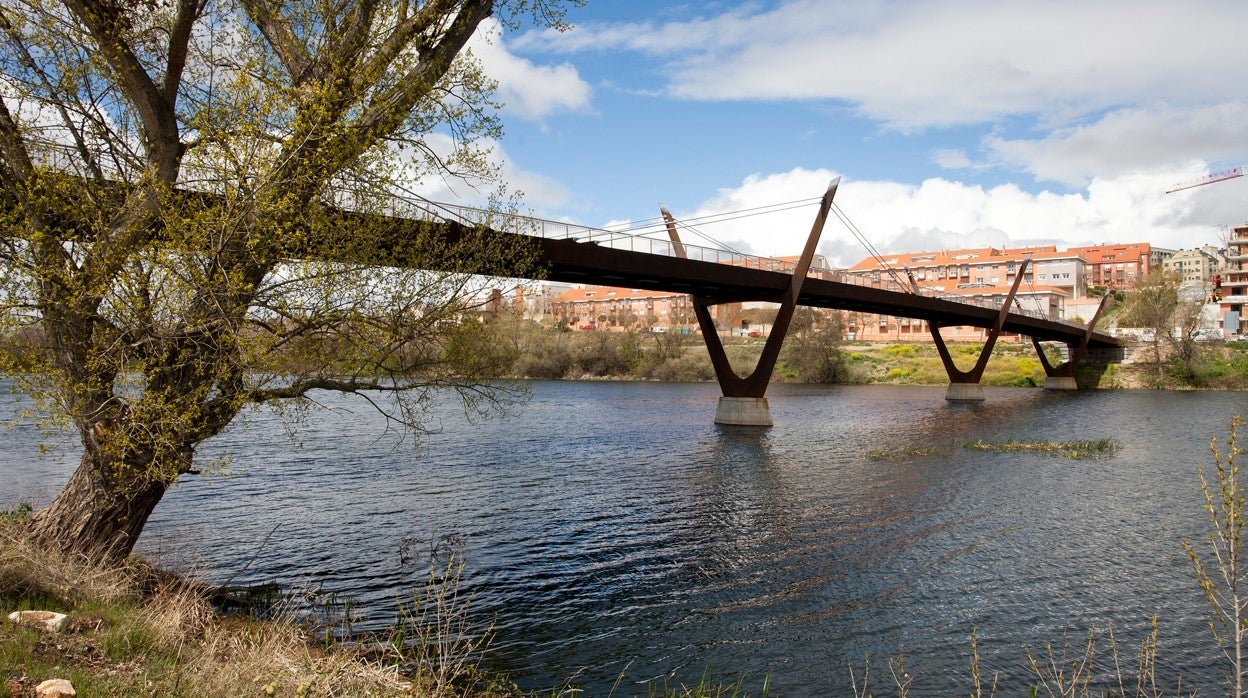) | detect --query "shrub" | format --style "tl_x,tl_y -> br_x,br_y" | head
882,344 -> 918,358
